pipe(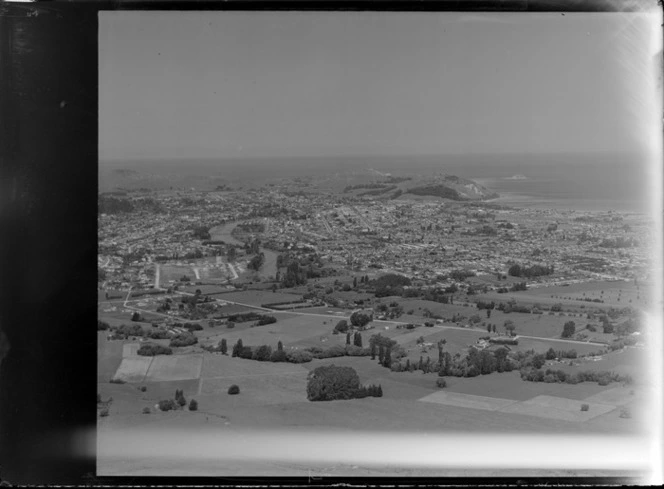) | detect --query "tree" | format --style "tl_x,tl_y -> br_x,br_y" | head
346,332 -> 351,345
562,321 -> 576,338
228,385 -> 240,395
487,323 -> 492,333
220,338 -> 228,355
350,311 -> 372,329
277,340 -> 284,352
383,346 -> 392,368
189,399 -> 198,411
177,393 -> 187,408
353,331 -> 363,348
334,320 -> 349,333
232,338 -> 243,357
131,312 -> 142,322
253,345 -> 273,361
378,344 -> 385,364
492,324 -> 497,333
418,356 -> 424,371
504,320 -> 516,336
486,309 -> 491,319
306,365 -> 361,401
371,343 -> 376,360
